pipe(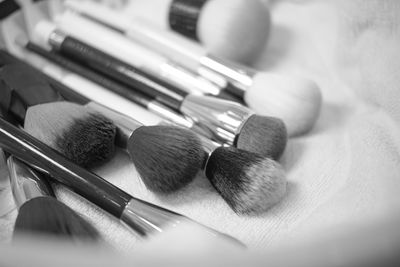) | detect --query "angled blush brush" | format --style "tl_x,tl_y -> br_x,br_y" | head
0,62 -> 116,168
30,22 -> 287,160
8,155 -> 100,241
0,53 -> 203,193
0,117 -> 243,246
